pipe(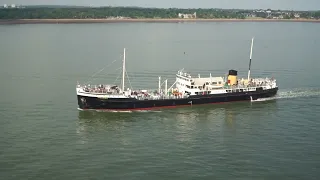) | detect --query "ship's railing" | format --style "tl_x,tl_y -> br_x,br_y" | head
128,88 -> 189,100
77,84 -> 124,95
133,94 -> 188,101
220,77 -> 276,90
77,77 -> 276,98
77,84 -> 185,100
130,78 -> 276,100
